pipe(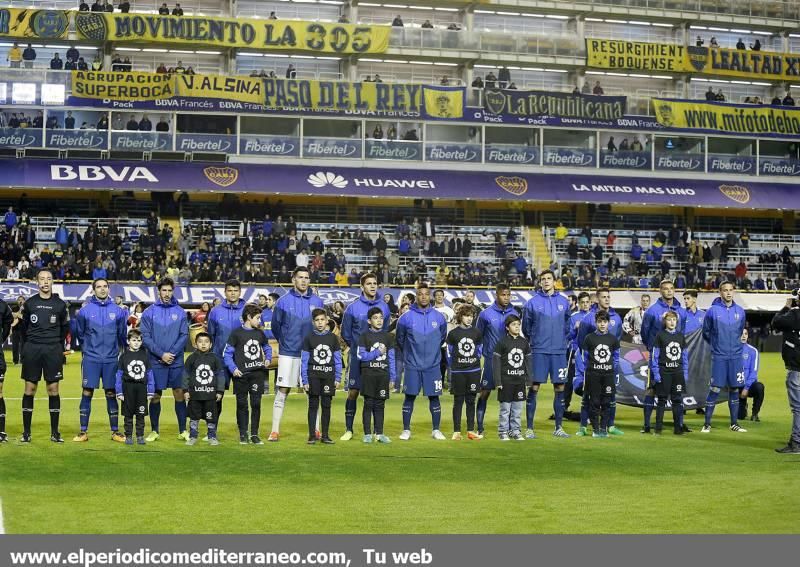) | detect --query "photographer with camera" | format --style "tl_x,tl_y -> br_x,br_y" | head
771,289 -> 800,454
